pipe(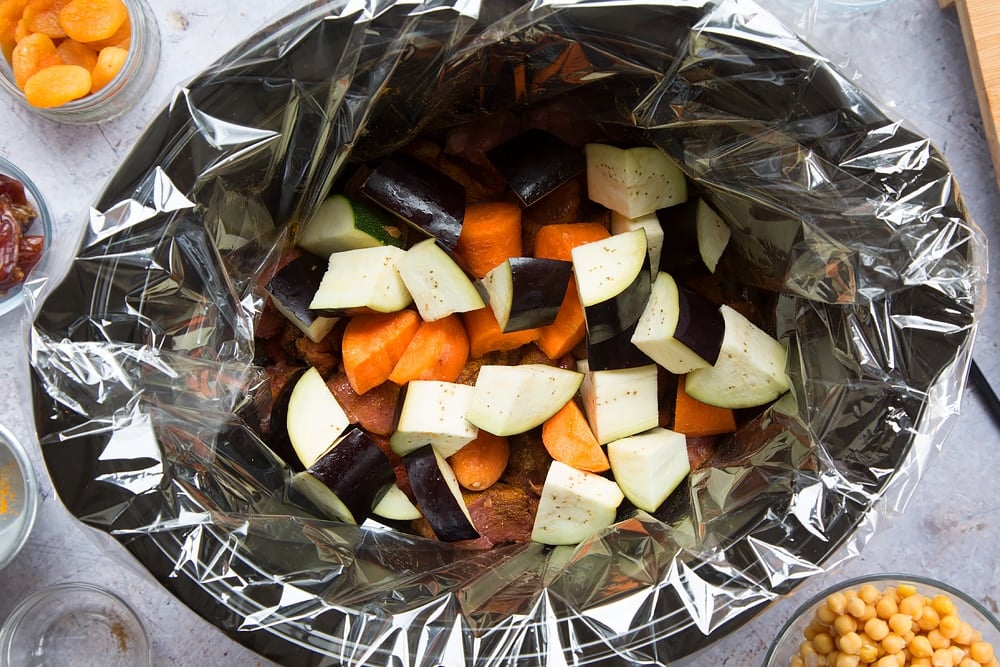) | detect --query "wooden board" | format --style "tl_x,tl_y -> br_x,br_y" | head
954,0 -> 1000,188
939,0 -> 954,9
